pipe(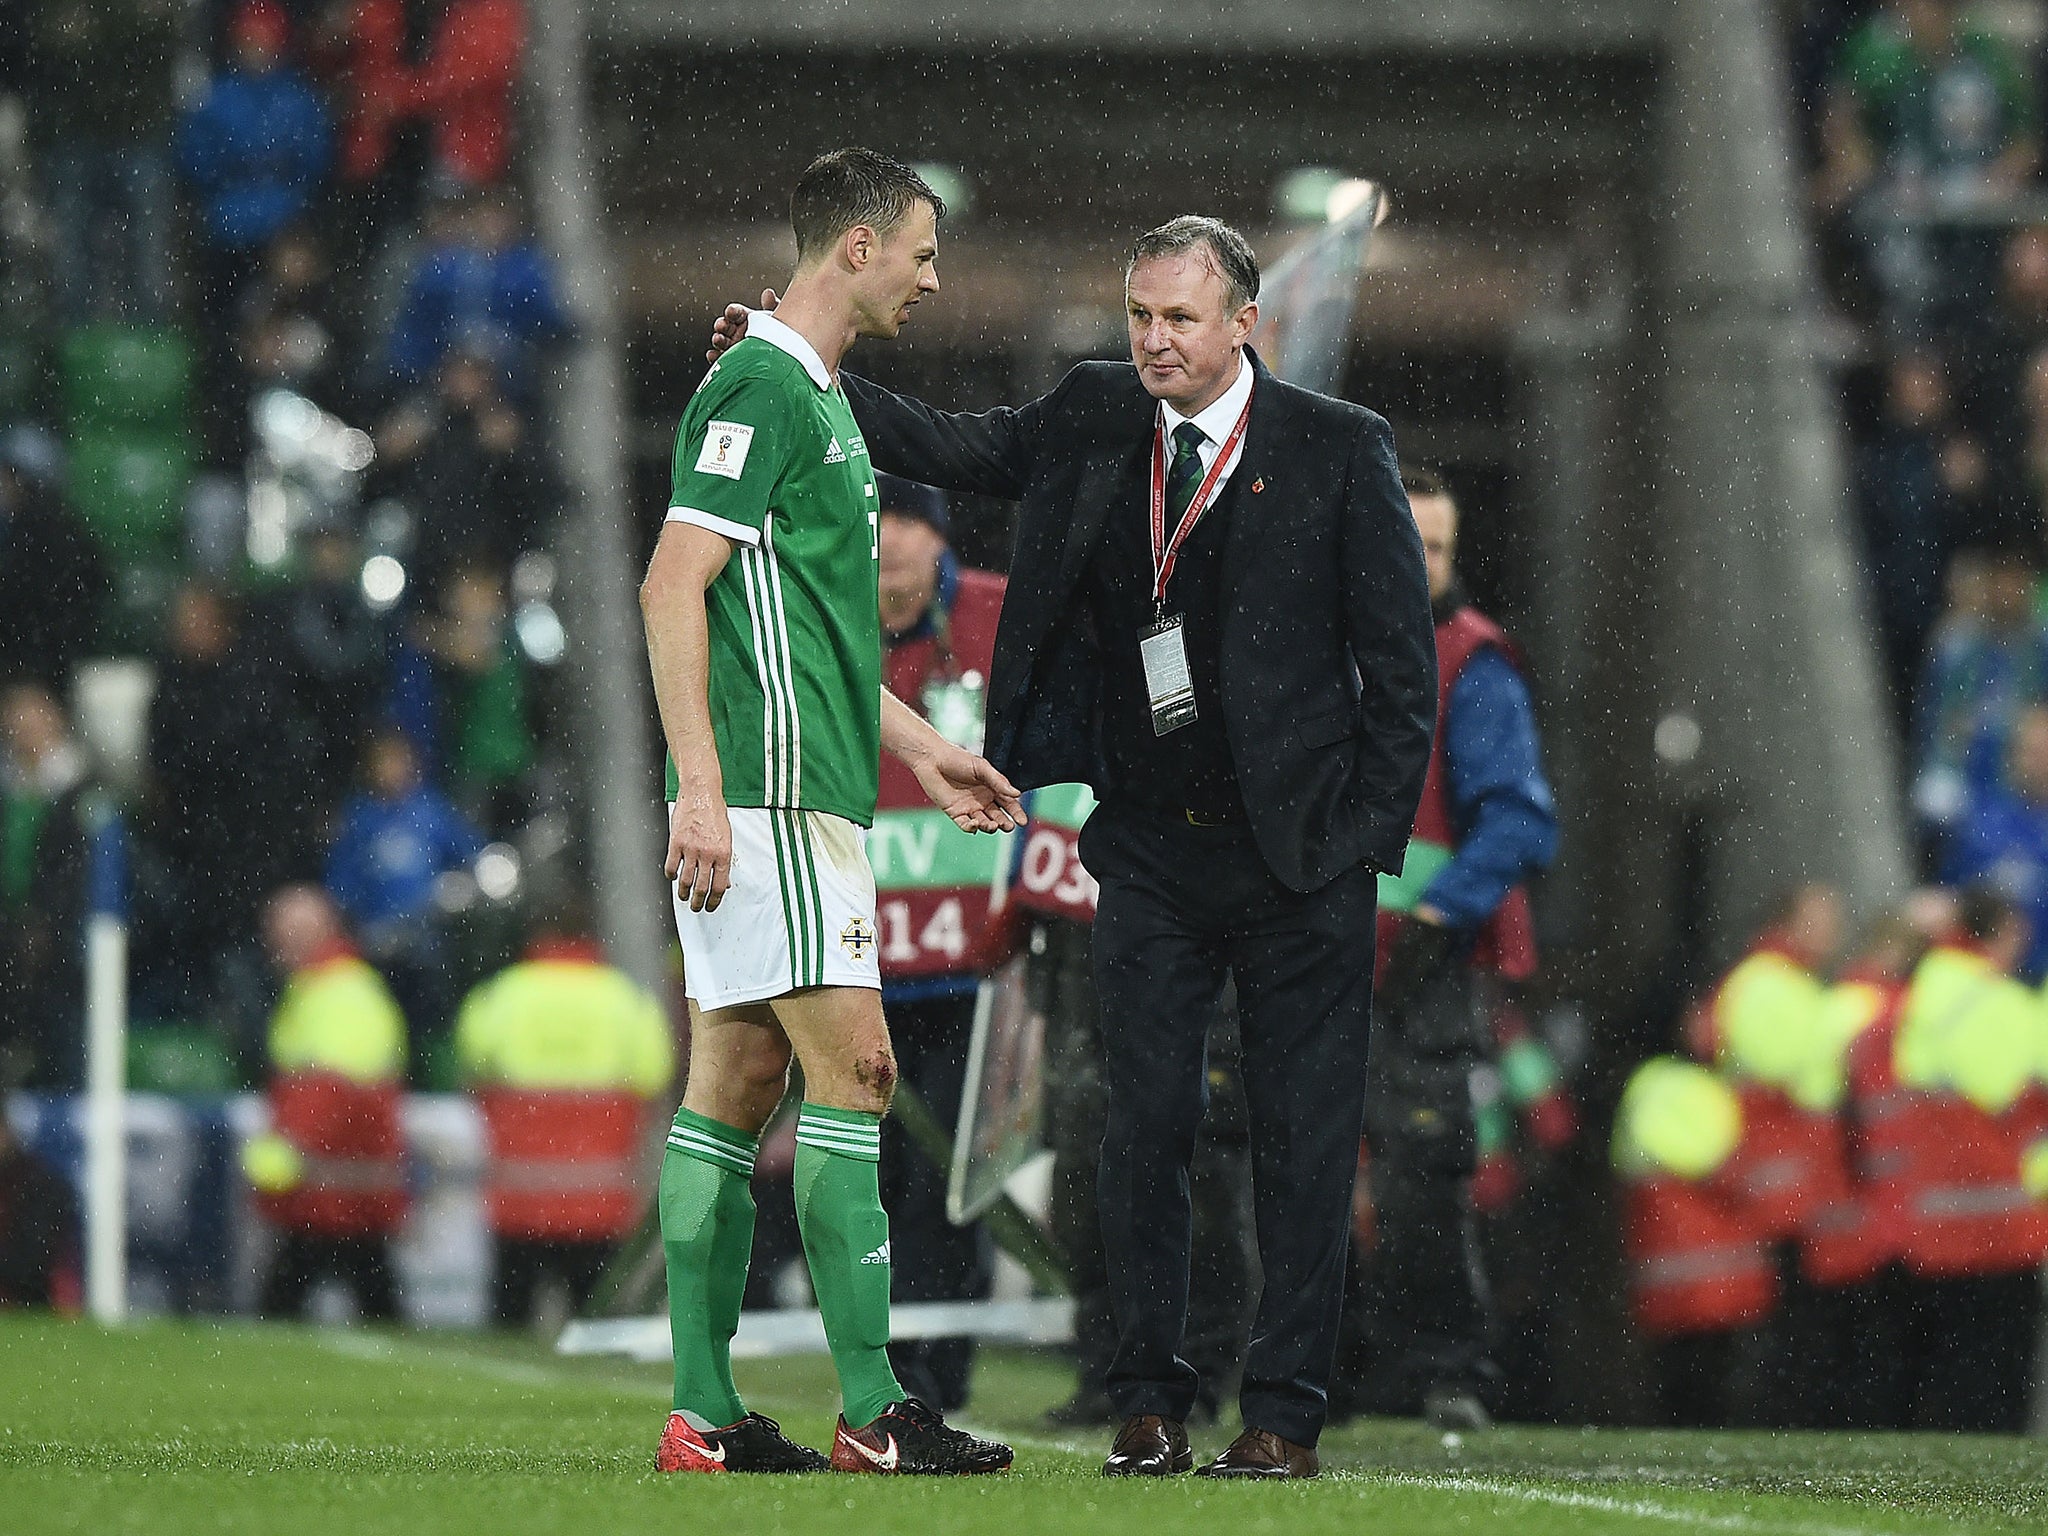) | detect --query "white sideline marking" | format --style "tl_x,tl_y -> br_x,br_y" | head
556,1298 -> 1076,1363
1369,1474 -> 1881,1536
314,1330 -> 666,1398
